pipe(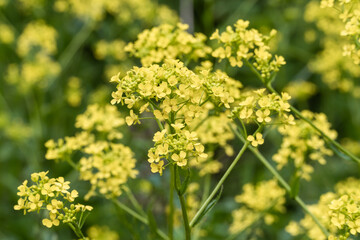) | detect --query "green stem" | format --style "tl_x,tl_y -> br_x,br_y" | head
65,155 -> 79,171
149,103 -> 165,131
244,59 -> 265,84
244,58 -> 360,165
230,125 -> 330,237
123,185 -> 146,217
58,21 -> 95,71
67,222 -> 86,239
190,141 -> 249,227
112,199 -> 169,240
48,20 -> 96,88
179,192 -> 191,240
174,166 -> 191,240
150,103 -> 174,239
267,84 -> 360,165
168,166 -> 175,240
193,175 -> 211,240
